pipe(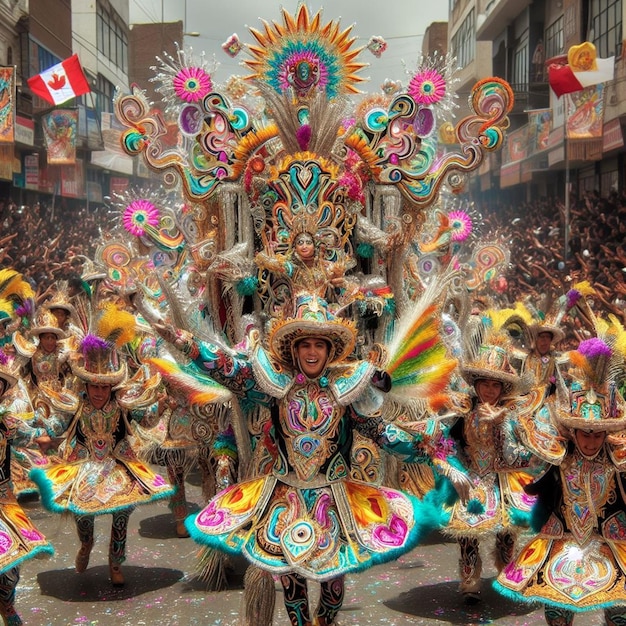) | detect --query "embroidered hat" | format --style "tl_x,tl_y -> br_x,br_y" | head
556,337 -> 626,432
70,303 -> 136,385
30,308 -> 67,339
267,292 -> 357,368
